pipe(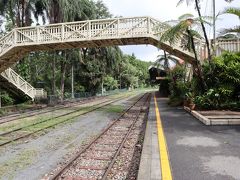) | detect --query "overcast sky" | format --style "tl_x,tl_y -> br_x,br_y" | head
101,0 -> 239,62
